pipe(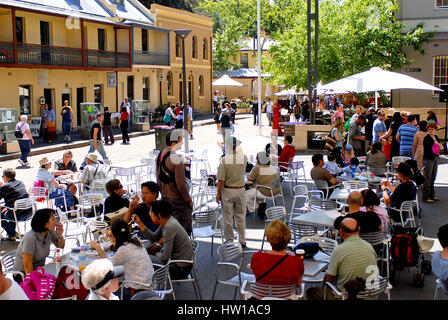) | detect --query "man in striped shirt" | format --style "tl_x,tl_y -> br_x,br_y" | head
396,114 -> 418,158
306,218 -> 377,300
